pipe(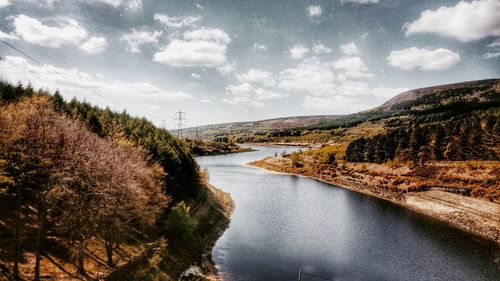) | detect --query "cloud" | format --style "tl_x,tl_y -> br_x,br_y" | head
191,72 -> 202,80
224,82 -> 285,107
154,13 -> 201,28
79,36 -> 107,54
183,27 -> 230,43
237,69 -> 276,87
10,0 -> 61,8
303,82 -> 408,112
332,56 -> 373,79
483,38 -> 500,59
289,44 -> 310,59
340,42 -> 359,56
217,62 -> 236,76
0,30 -> 18,40
278,57 -> 336,96
253,43 -> 267,51
153,27 -> 230,68
308,5 -> 322,17
84,0 -> 142,10
0,56 -> 192,106
0,0 -> 10,8
341,0 -> 380,4
120,28 -> 162,53
312,43 -> 332,54
11,15 -> 88,48
405,0 -> 500,42
303,95 -> 358,111
387,47 -> 461,70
